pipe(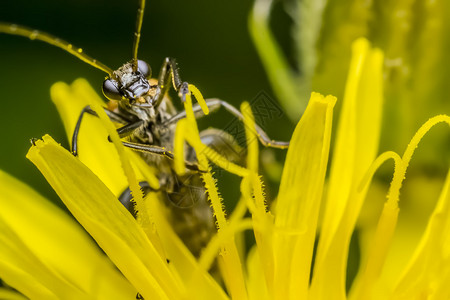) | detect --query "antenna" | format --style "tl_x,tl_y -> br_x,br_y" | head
0,23 -> 113,75
132,0 -> 146,71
